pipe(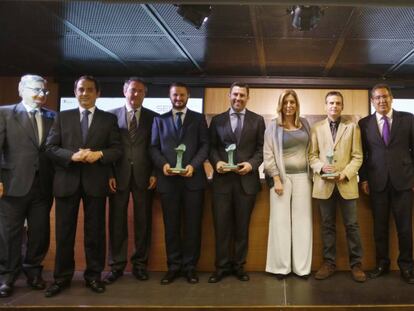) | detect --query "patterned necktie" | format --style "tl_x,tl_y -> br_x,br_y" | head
233,112 -> 242,143
129,110 -> 138,141
330,121 -> 338,142
382,116 -> 390,145
30,110 -> 40,145
81,110 -> 90,144
175,112 -> 183,134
